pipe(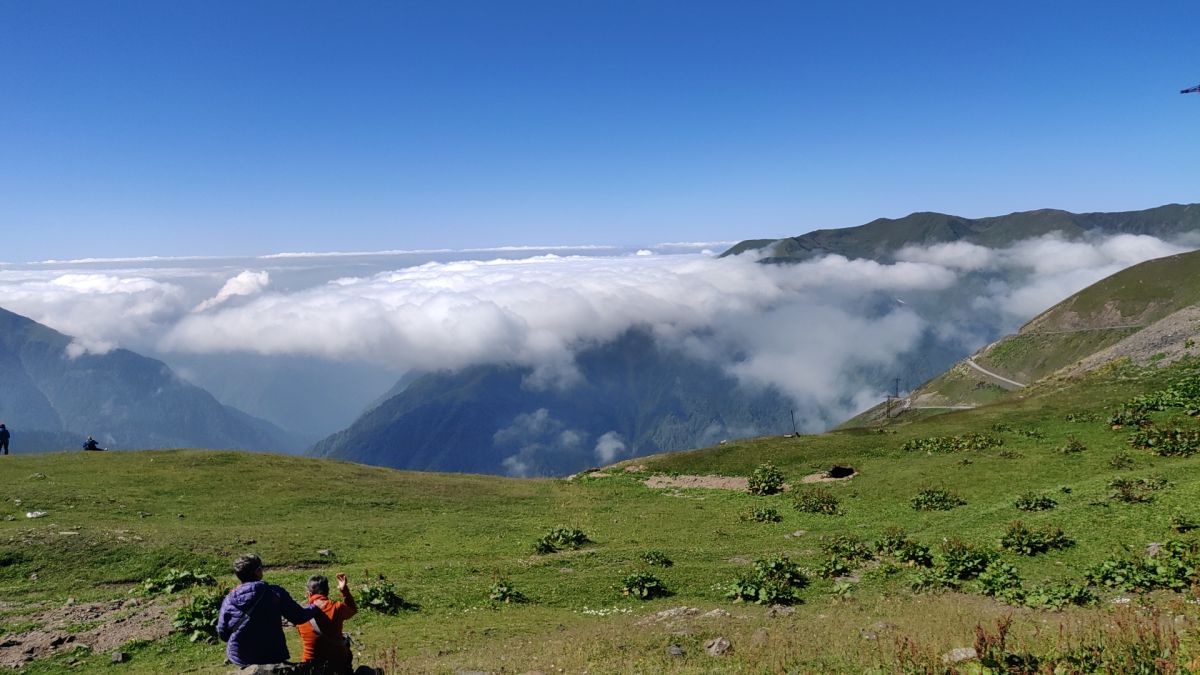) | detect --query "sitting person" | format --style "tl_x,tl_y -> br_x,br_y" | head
82,436 -> 104,451
216,553 -> 322,667
296,572 -> 358,674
